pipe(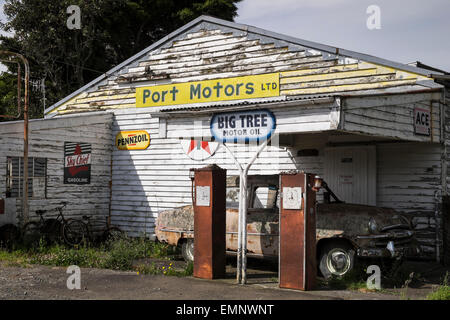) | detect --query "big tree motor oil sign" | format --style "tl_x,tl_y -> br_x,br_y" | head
64,142 -> 91,184
210,109 -> 276,143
